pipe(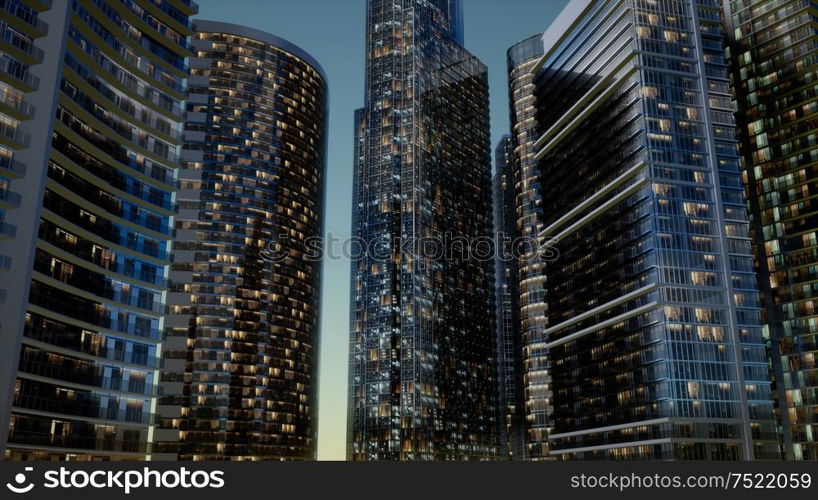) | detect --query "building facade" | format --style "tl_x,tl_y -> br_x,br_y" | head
1,0 -> 197,461
348,0 -> 499,460
526,0 -> 778,460
493,135 -> 525,460
0,0 -> 66,456
506,33 -> 548,461
724,0 -> 818,461
155,21 -> 327,461
0,0 -> 46,276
